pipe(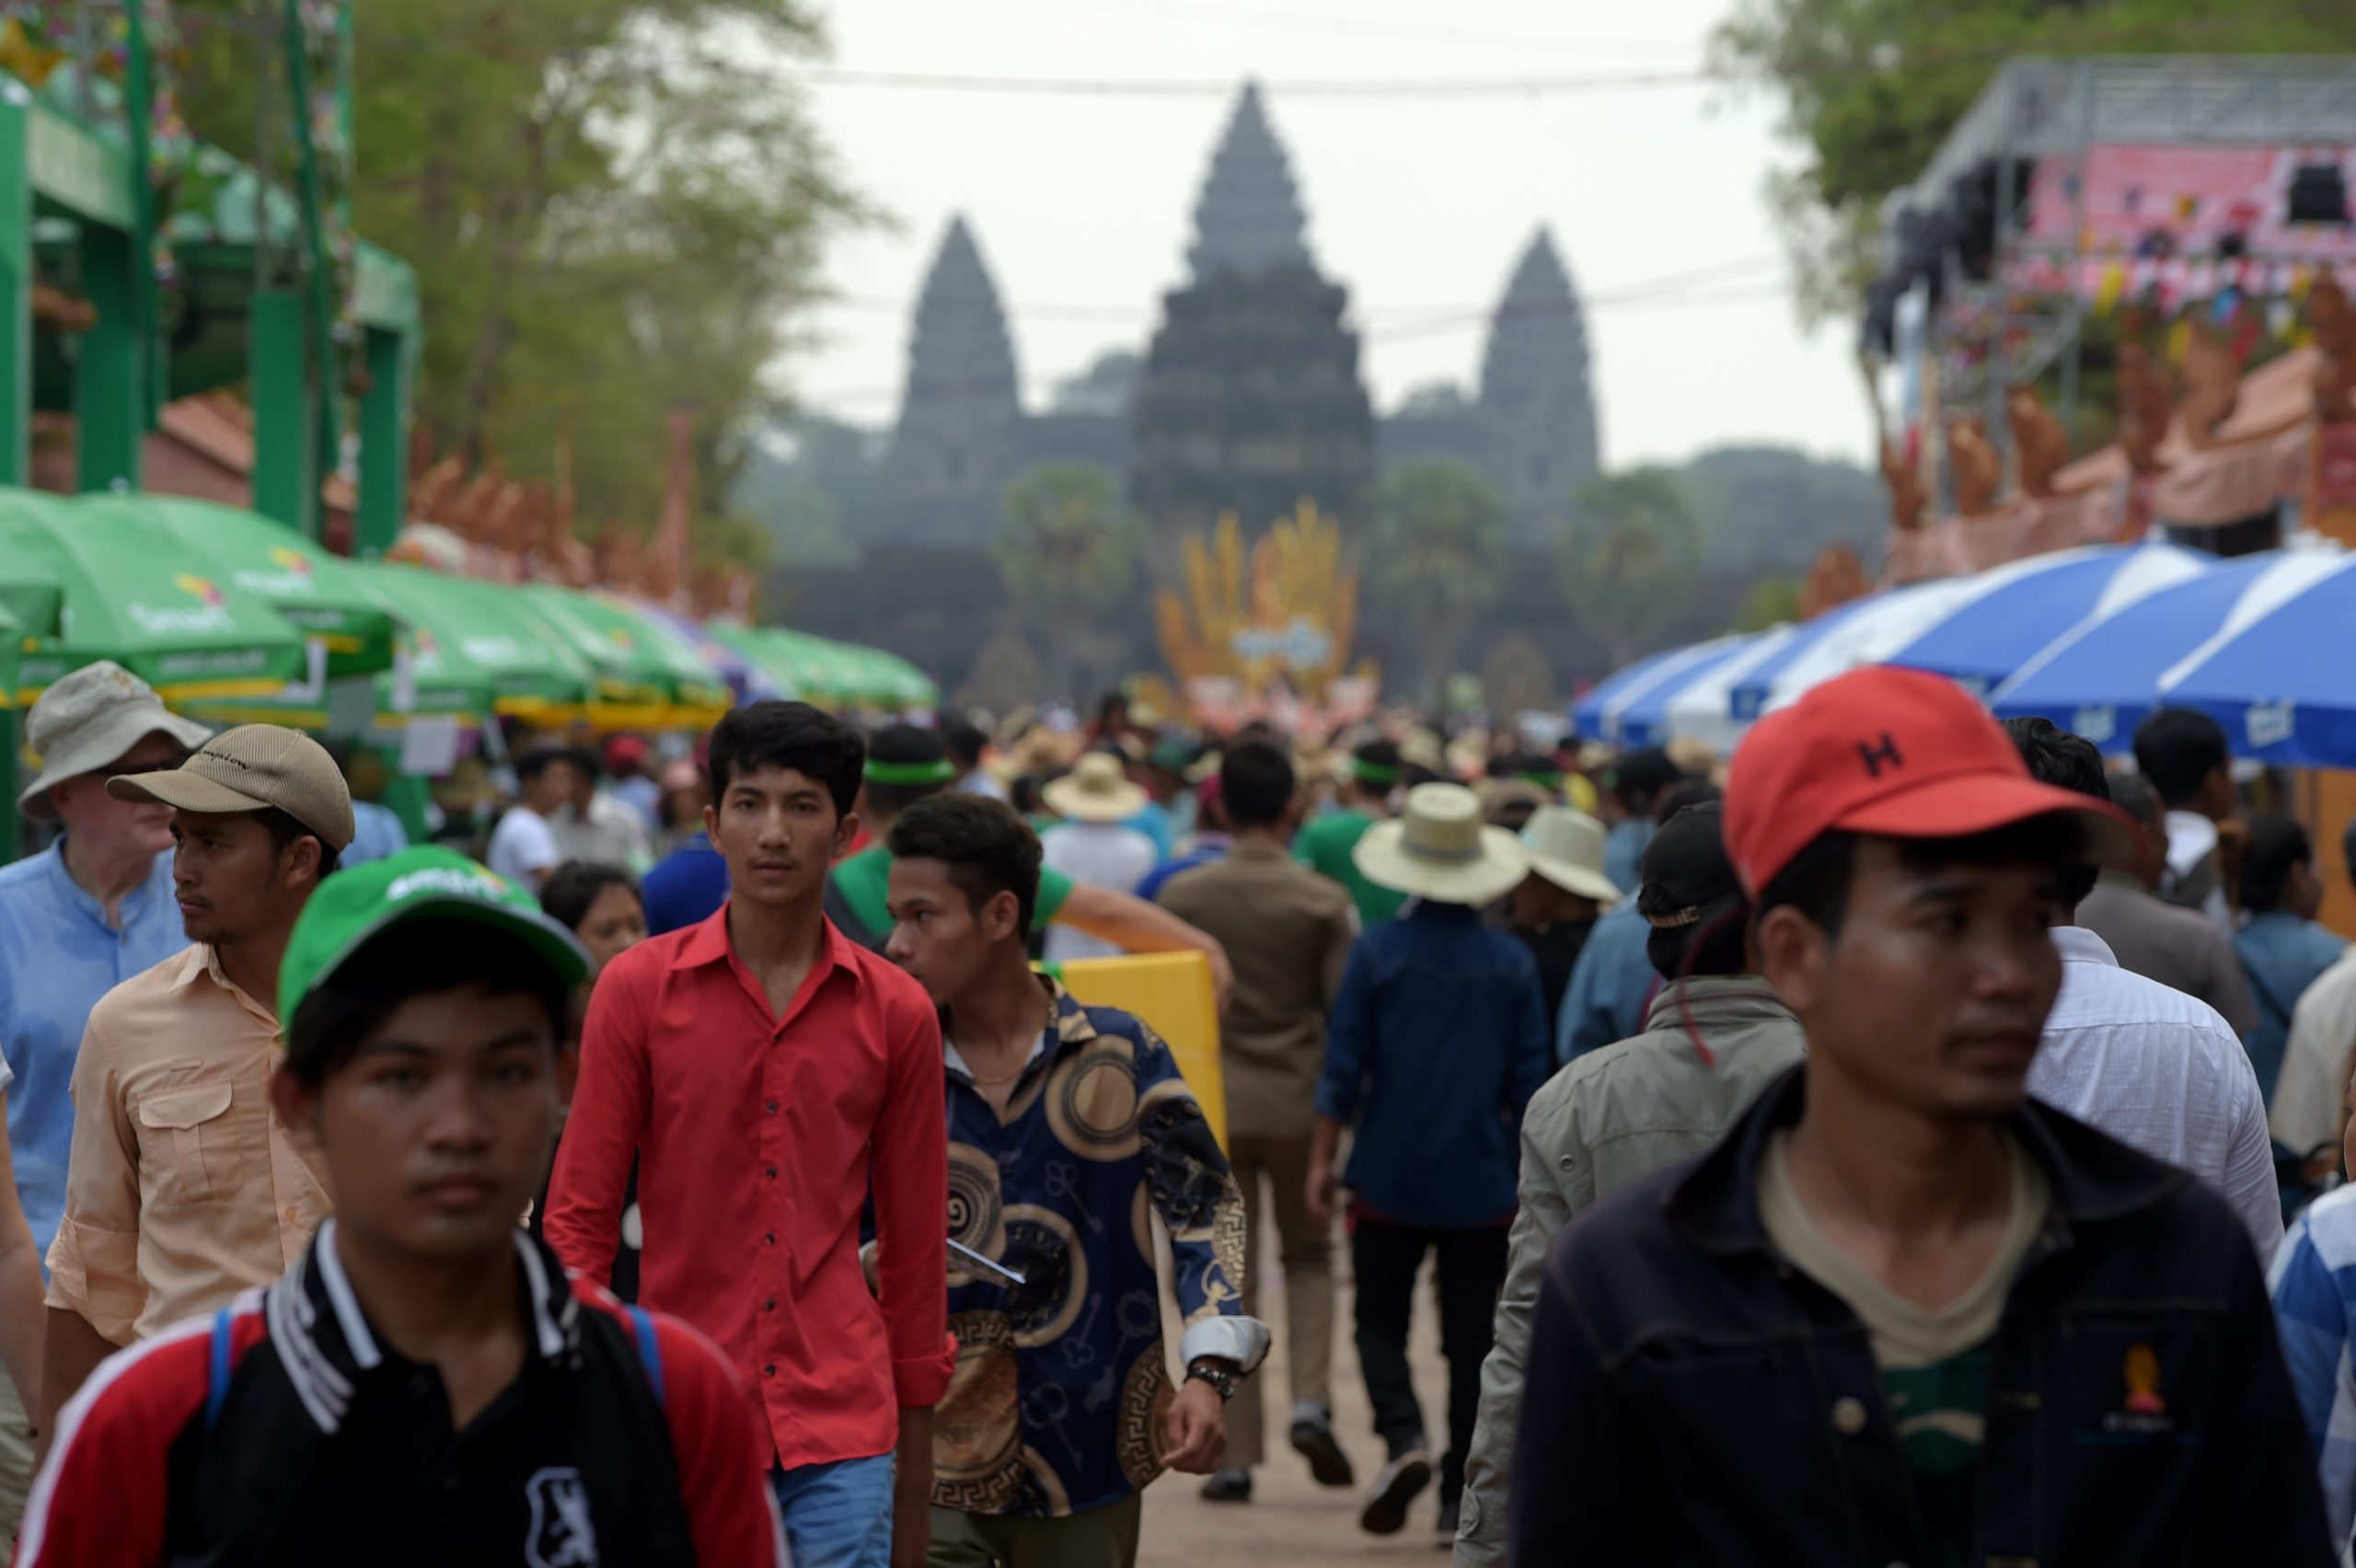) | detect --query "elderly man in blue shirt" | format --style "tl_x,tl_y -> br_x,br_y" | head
0,661 -> 203,1524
